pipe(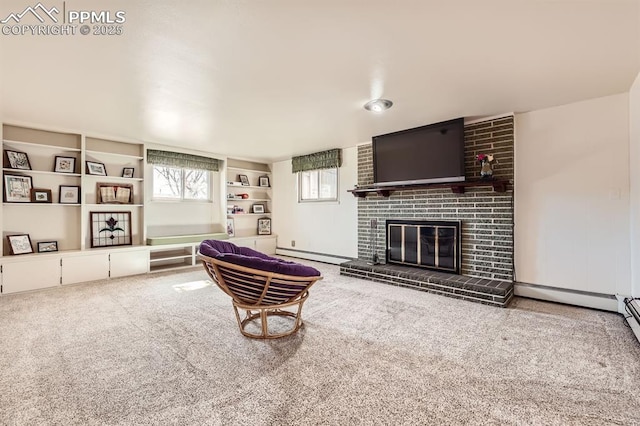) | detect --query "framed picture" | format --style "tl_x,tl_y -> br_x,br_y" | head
239,174 -> 250,186
4,150 -> 31,170
90,211 -> 132,248
252,204 -> 265,214
86,161 -> 107,176
259,176 -> 270,187
7,234 -> 33,255
3,175 -> 33,203
31,188 -> 52,203
59,185 -> 80,204
258,218 -> 271,235
122,167 -> 135,178
226,218 -> 235,237
54,156 -> 76,173
97,183 -> 133,204
37,241 -> 58,253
